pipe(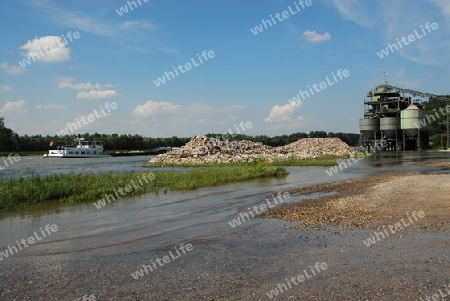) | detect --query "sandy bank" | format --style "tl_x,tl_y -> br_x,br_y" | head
260,174 -> 450,230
